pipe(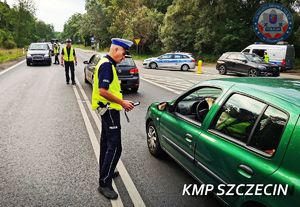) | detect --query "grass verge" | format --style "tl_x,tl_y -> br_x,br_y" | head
0,48 -> 25,64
